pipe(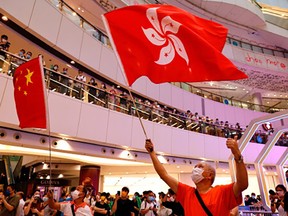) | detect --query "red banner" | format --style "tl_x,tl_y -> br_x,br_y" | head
13,57 -> 47,129
103,4 -> 247,86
